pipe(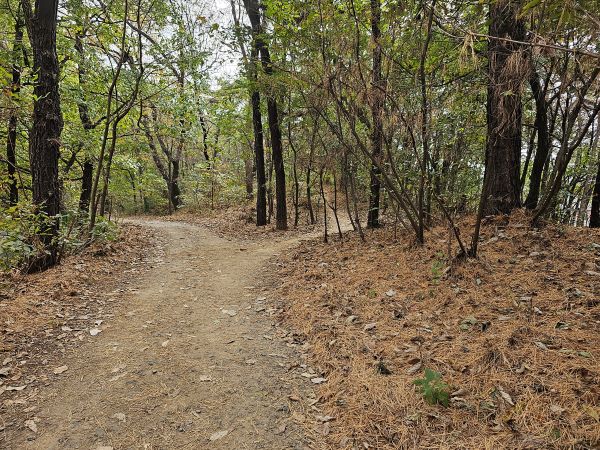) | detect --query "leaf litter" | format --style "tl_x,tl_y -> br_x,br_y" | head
272,211 -> 600,449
